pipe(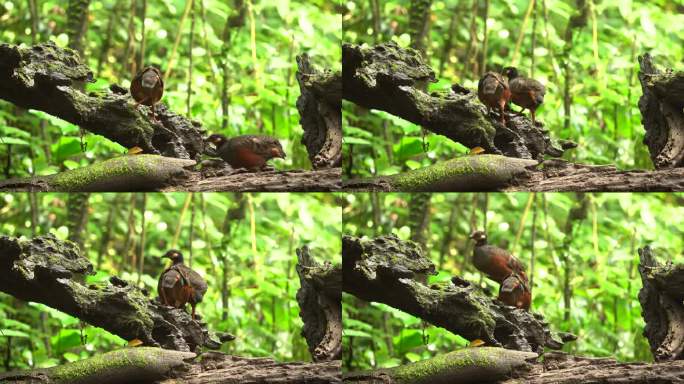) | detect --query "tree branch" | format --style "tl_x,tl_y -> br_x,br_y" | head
342,235 -> 574,352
